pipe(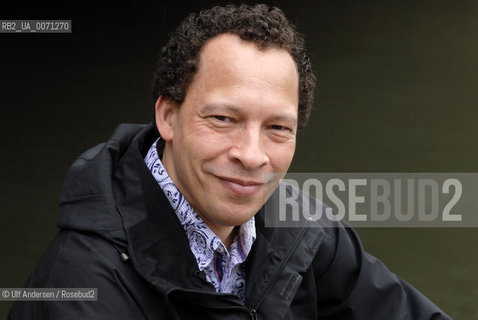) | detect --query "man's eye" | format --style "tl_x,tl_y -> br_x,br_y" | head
213,115 -> 230,122
270,125 -> 288,131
